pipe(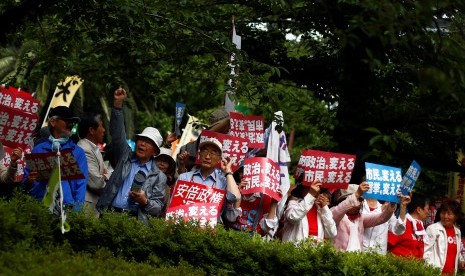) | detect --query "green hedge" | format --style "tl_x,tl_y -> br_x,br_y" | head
0,192 -> 443,275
